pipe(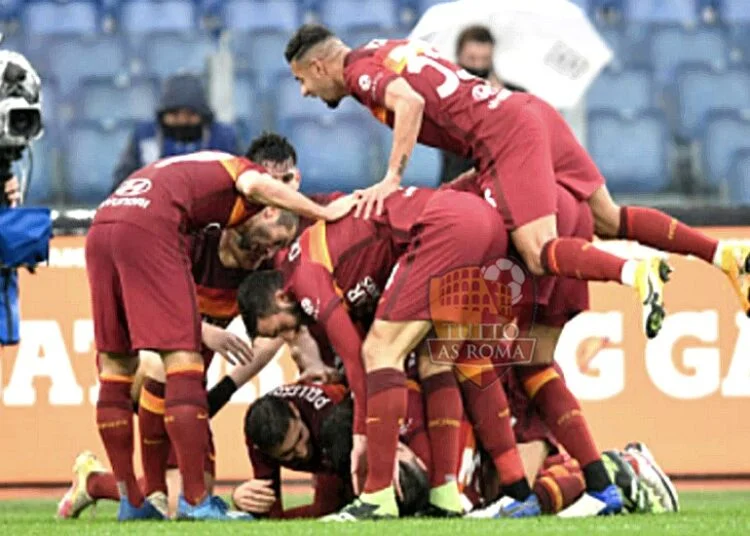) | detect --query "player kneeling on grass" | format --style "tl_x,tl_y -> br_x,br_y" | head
233,382 -> 430,518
